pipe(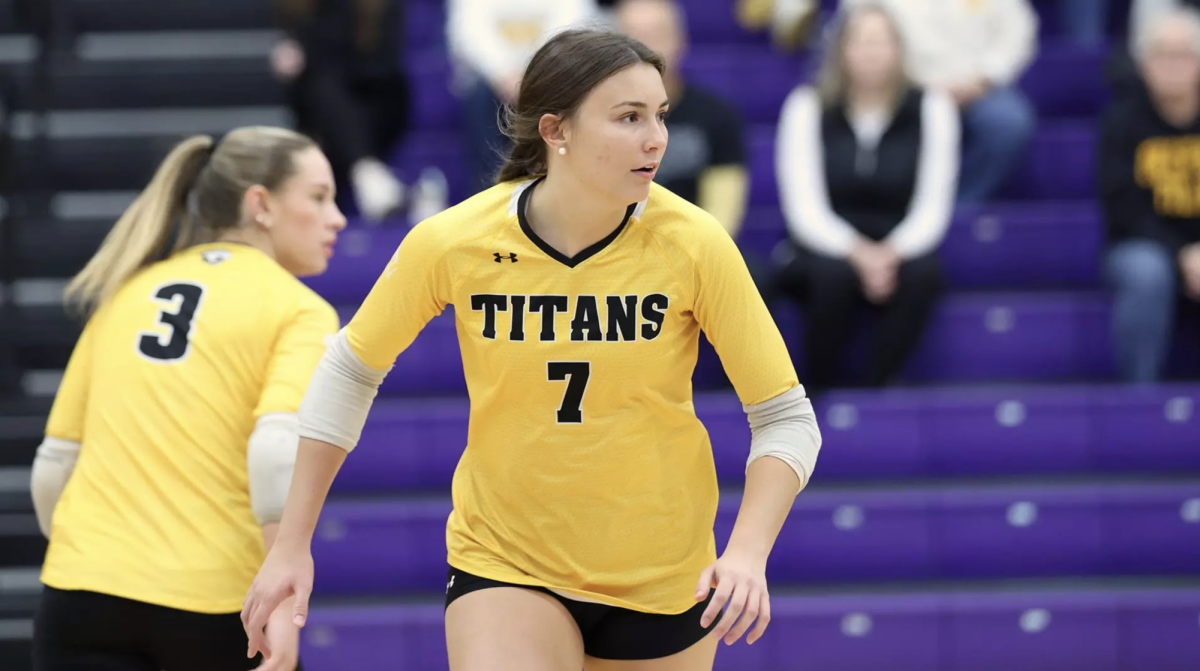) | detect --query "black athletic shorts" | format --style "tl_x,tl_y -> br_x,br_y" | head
444,566 -> 718,660
33,586 -> 303,671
